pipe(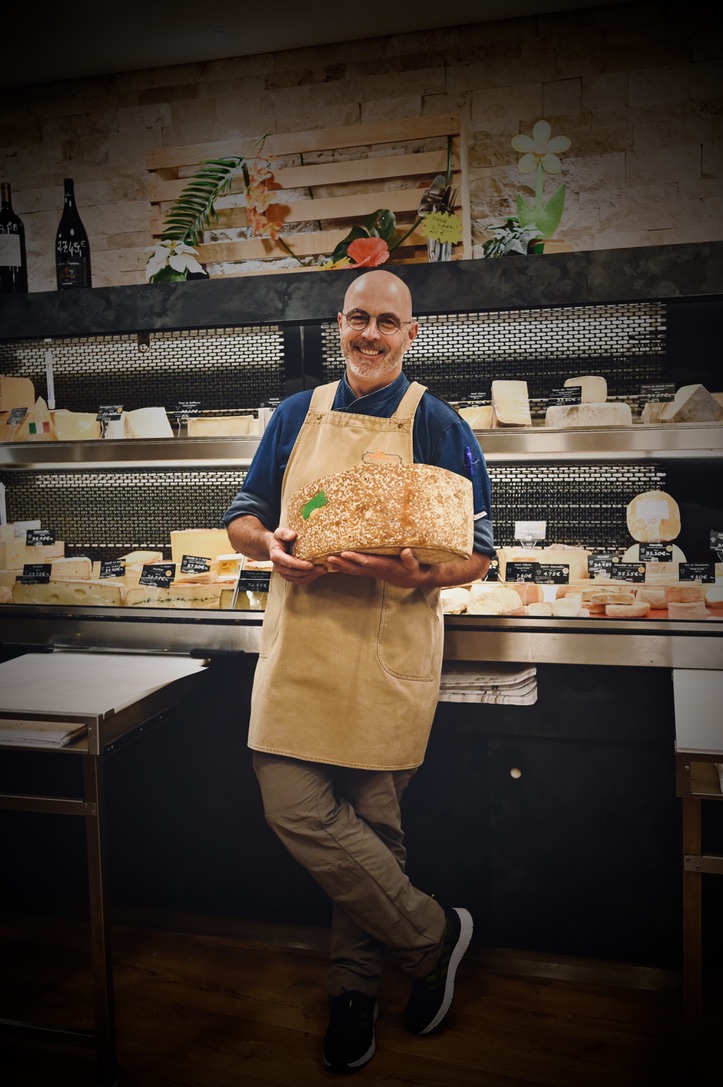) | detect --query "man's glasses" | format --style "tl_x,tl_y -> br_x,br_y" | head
342,310 -> 413,336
